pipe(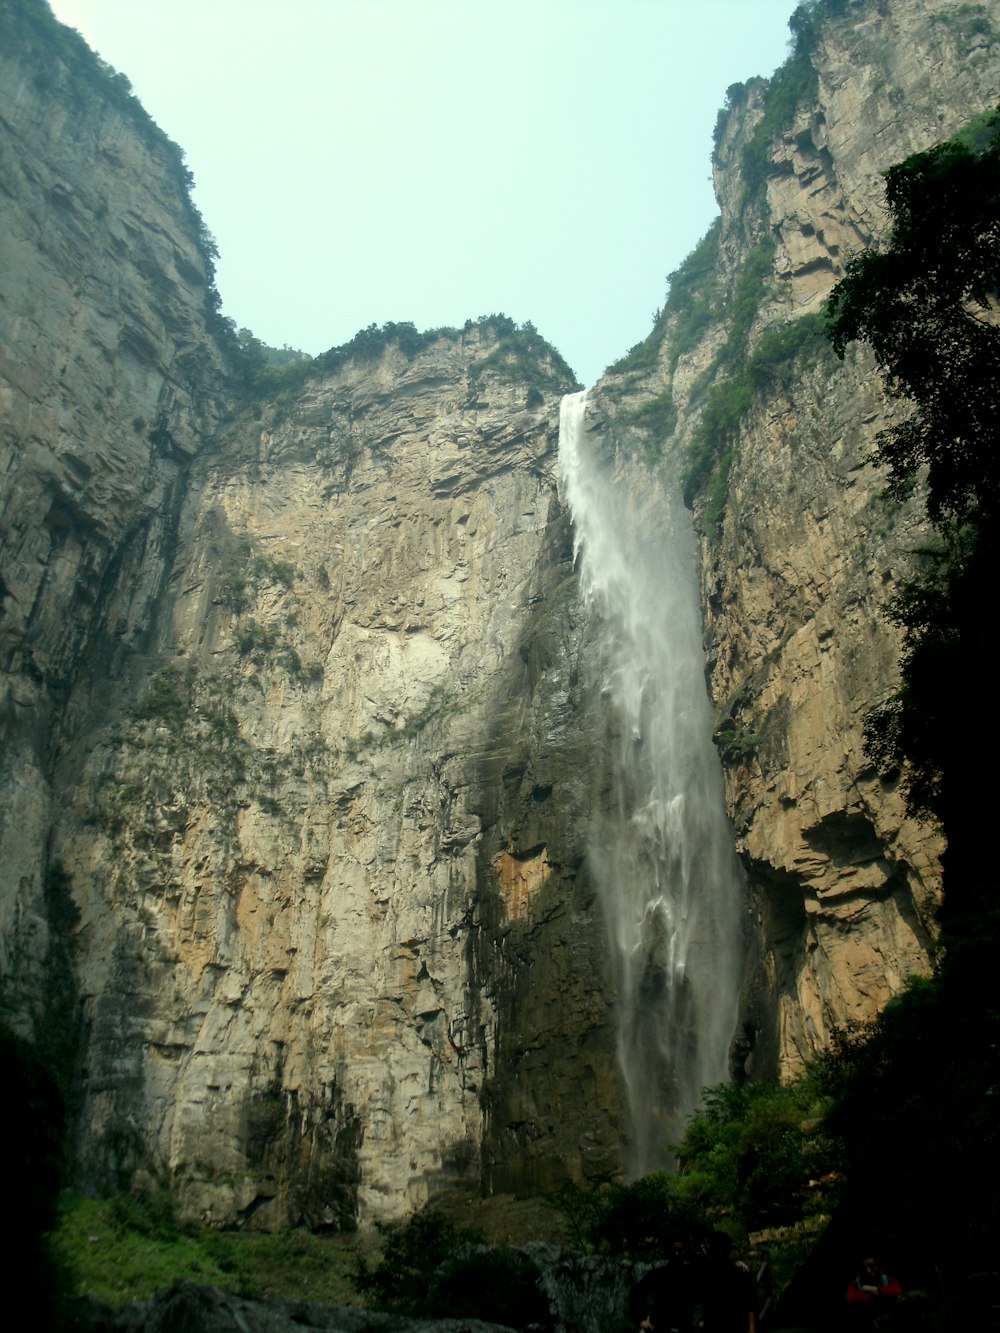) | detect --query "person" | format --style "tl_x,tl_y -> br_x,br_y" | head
750,1248 -> 773,1328
846,1256 -> 902,1323
699,1232 -> 758,1333
629,1238 -> 696,1332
